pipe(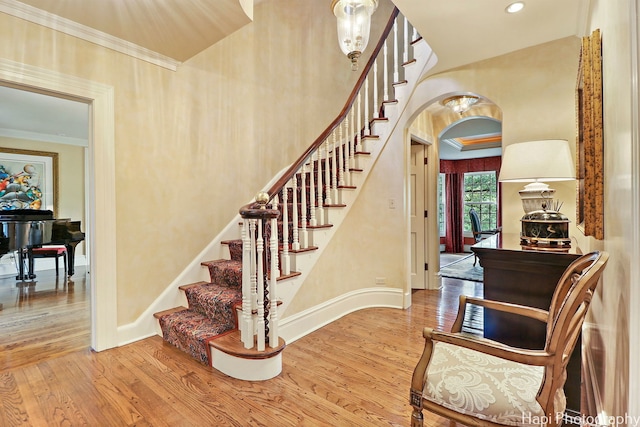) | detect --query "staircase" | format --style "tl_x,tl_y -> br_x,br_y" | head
153,8 -> 435,380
